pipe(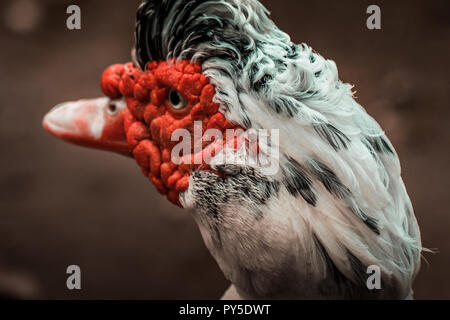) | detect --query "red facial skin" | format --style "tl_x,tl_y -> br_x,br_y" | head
101,60 -> 240,206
